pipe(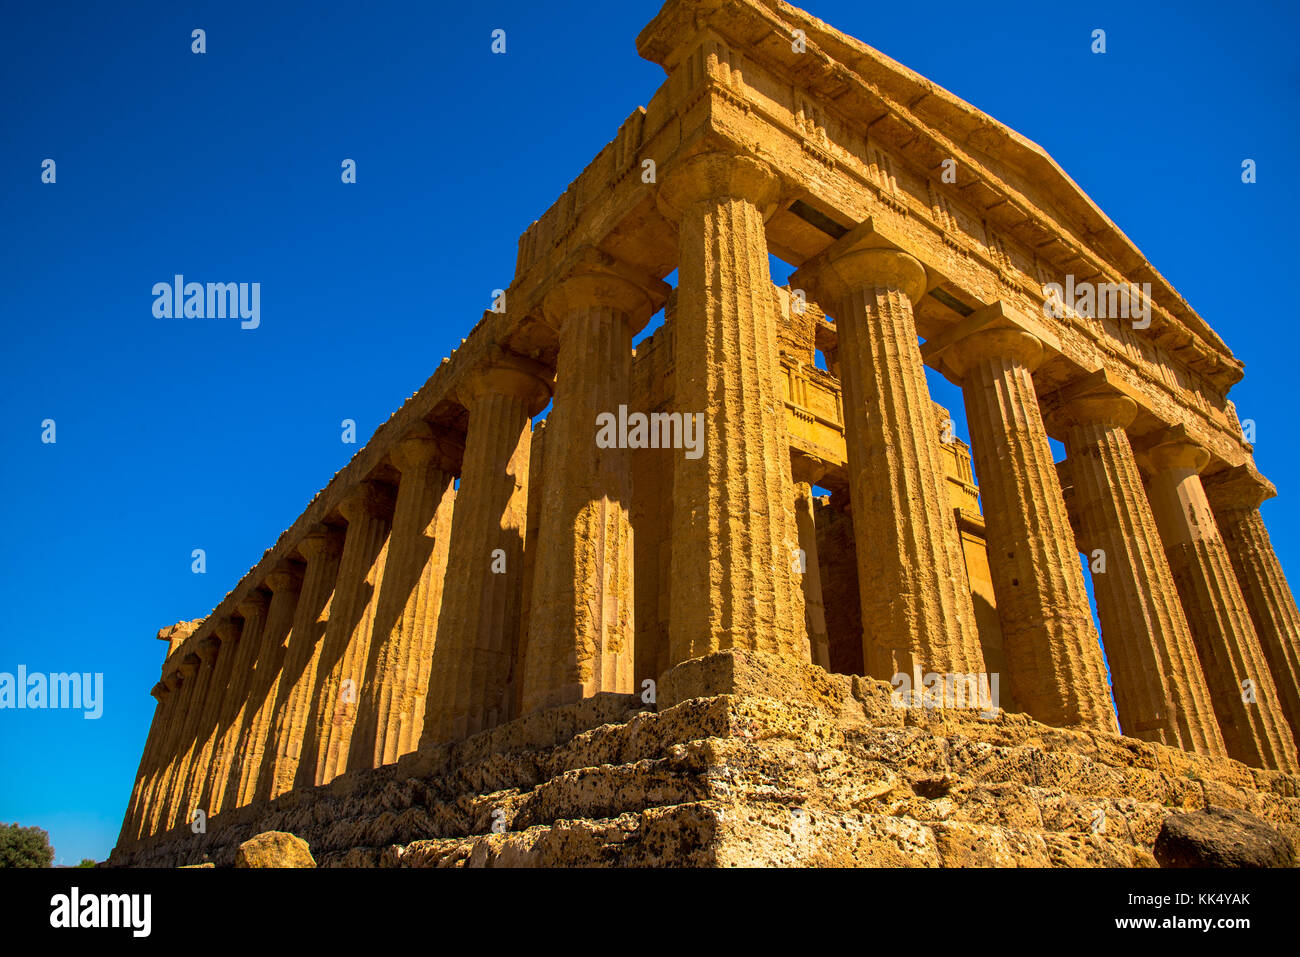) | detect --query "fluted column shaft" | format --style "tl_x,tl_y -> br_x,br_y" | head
120,681 -> 170,843
306,483 -> 393,785
523,265 -> 654,713
794,482 -> 830,670
795,247 -> 981,679
1145,434 -> 1297,770
1057,393 -> 1225,756
657,152 -> 806,666
950,328 -> 1116,731
1206,468 -> 1300,746
142,653 -> 200,836
264,527 -> 343,797
159,635 -> 222,828
422,354 -> 548,745
234,566 -> 302,805
178,620 -> 240,818
203,594 -> 268,816
352,428 -> 457,769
